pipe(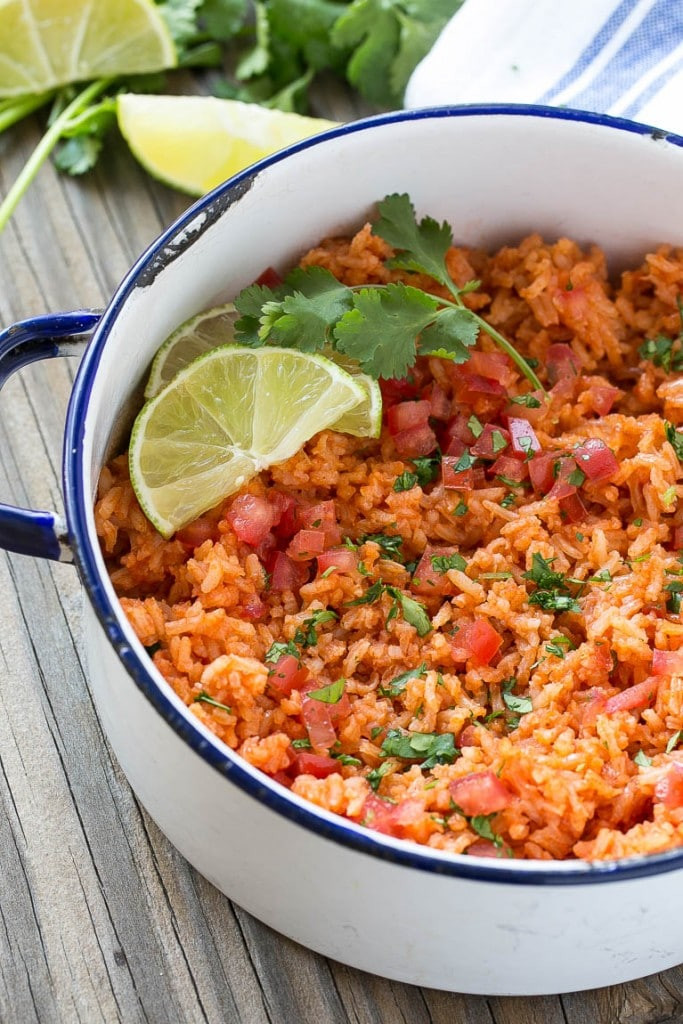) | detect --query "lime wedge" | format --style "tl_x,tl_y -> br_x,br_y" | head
145,303 -> 239,398
0,0 -> 176,97
116,93 -> 339,195
325,351 -> 382,439
130,346 -> 365,537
